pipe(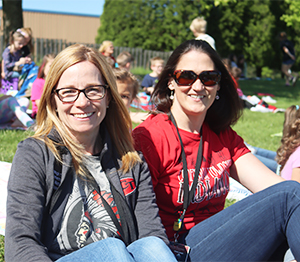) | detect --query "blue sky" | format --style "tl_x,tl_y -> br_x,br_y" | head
0,0 -> 105,16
